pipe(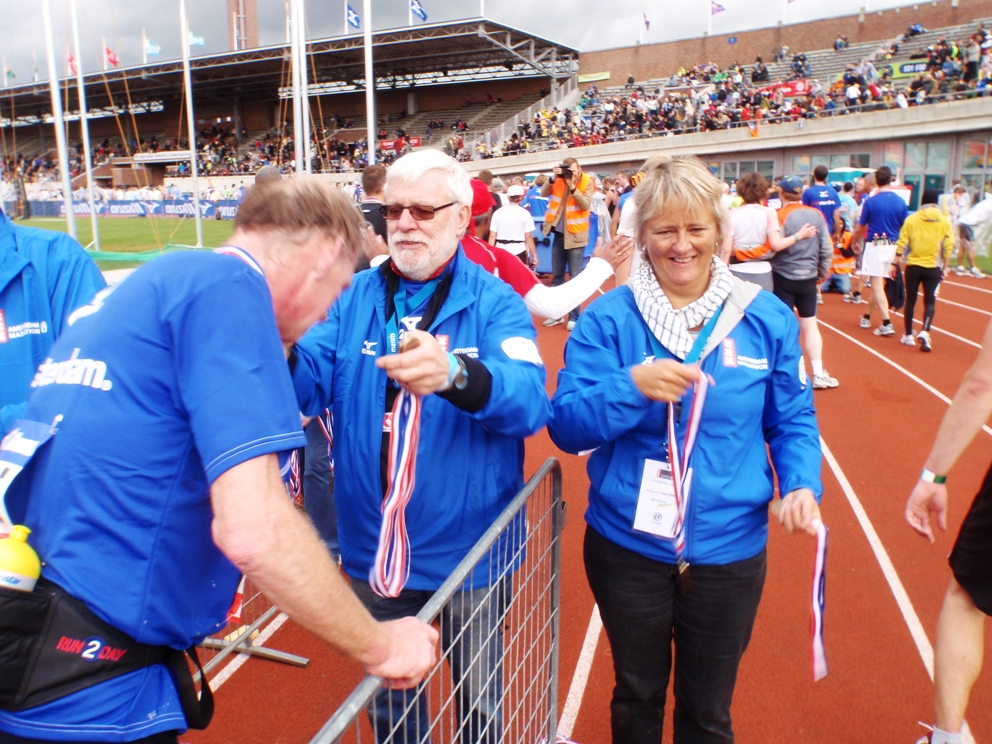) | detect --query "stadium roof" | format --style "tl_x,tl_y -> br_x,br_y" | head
0,19 -> 578,128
